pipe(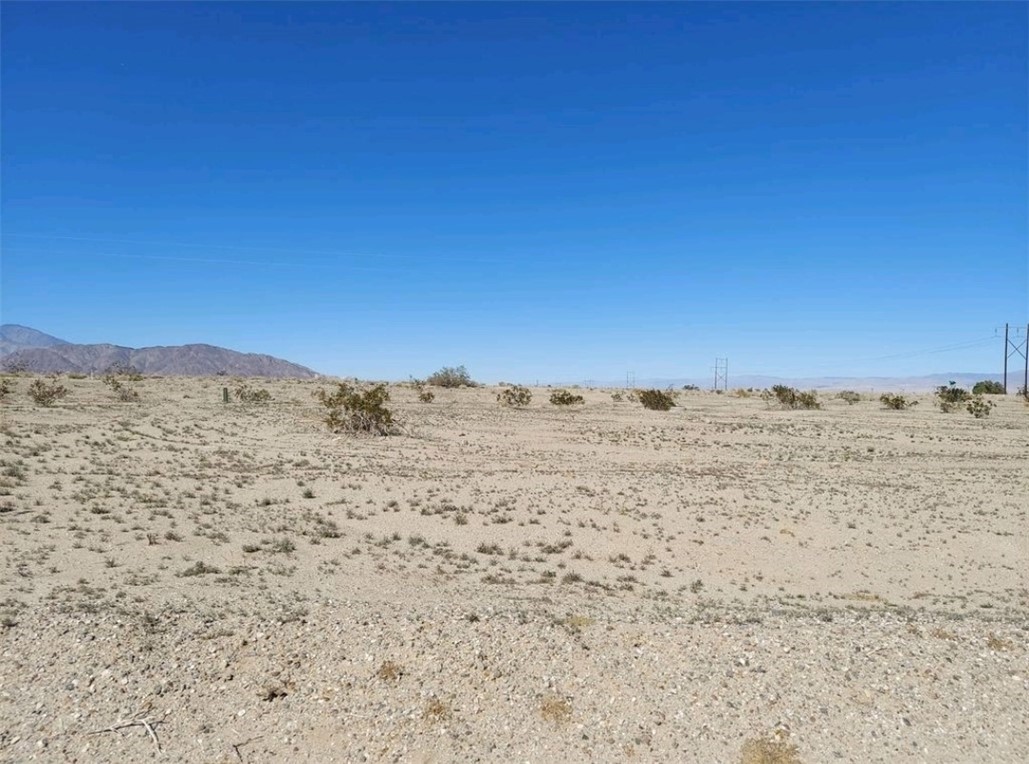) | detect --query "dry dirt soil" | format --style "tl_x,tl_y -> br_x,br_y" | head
1,377 -> 1026,763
